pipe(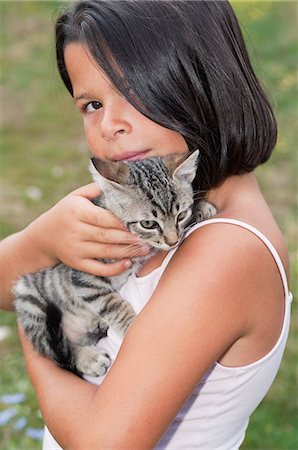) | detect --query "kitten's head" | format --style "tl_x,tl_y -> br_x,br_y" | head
89,151 -> 199,251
